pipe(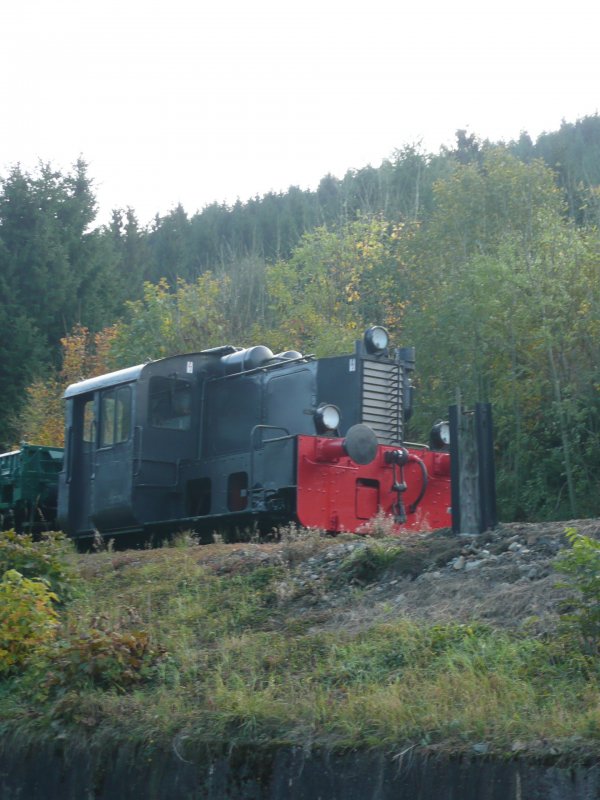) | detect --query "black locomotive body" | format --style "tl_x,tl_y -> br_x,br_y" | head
57,327 -> 451,541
